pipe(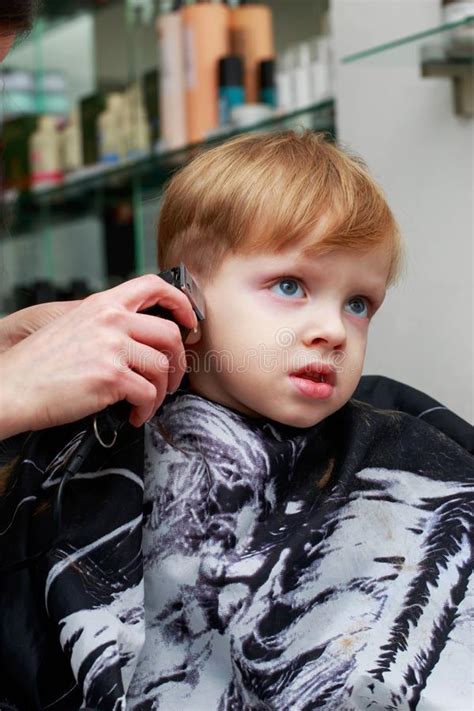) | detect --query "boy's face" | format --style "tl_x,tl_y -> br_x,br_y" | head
186,235 -> 390,428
